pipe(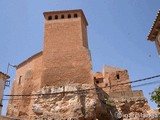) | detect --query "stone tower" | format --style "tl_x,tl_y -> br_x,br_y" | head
41,10 -> 92,86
